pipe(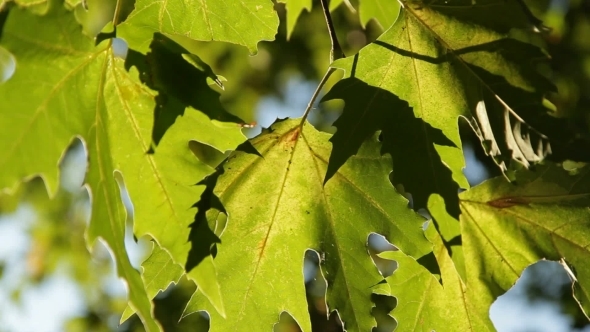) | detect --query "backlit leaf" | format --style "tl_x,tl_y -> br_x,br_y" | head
380,217 -> 494,331
0,4 -> 161,330
183,118 -> 432,332
358,0 -> 400,30
0,2 -> 245,325
277,0 -> 312,39
117,0 -> 280,54
459,163 -> 590,321
326,0 -> 556,215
